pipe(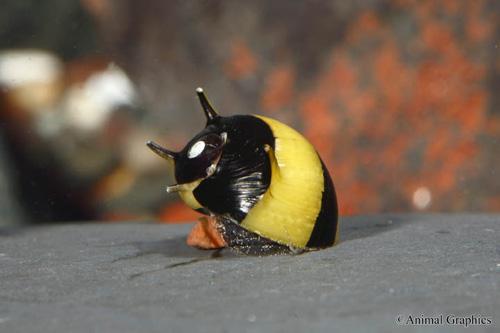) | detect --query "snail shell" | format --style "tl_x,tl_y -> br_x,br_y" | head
148,88 -> 339,254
